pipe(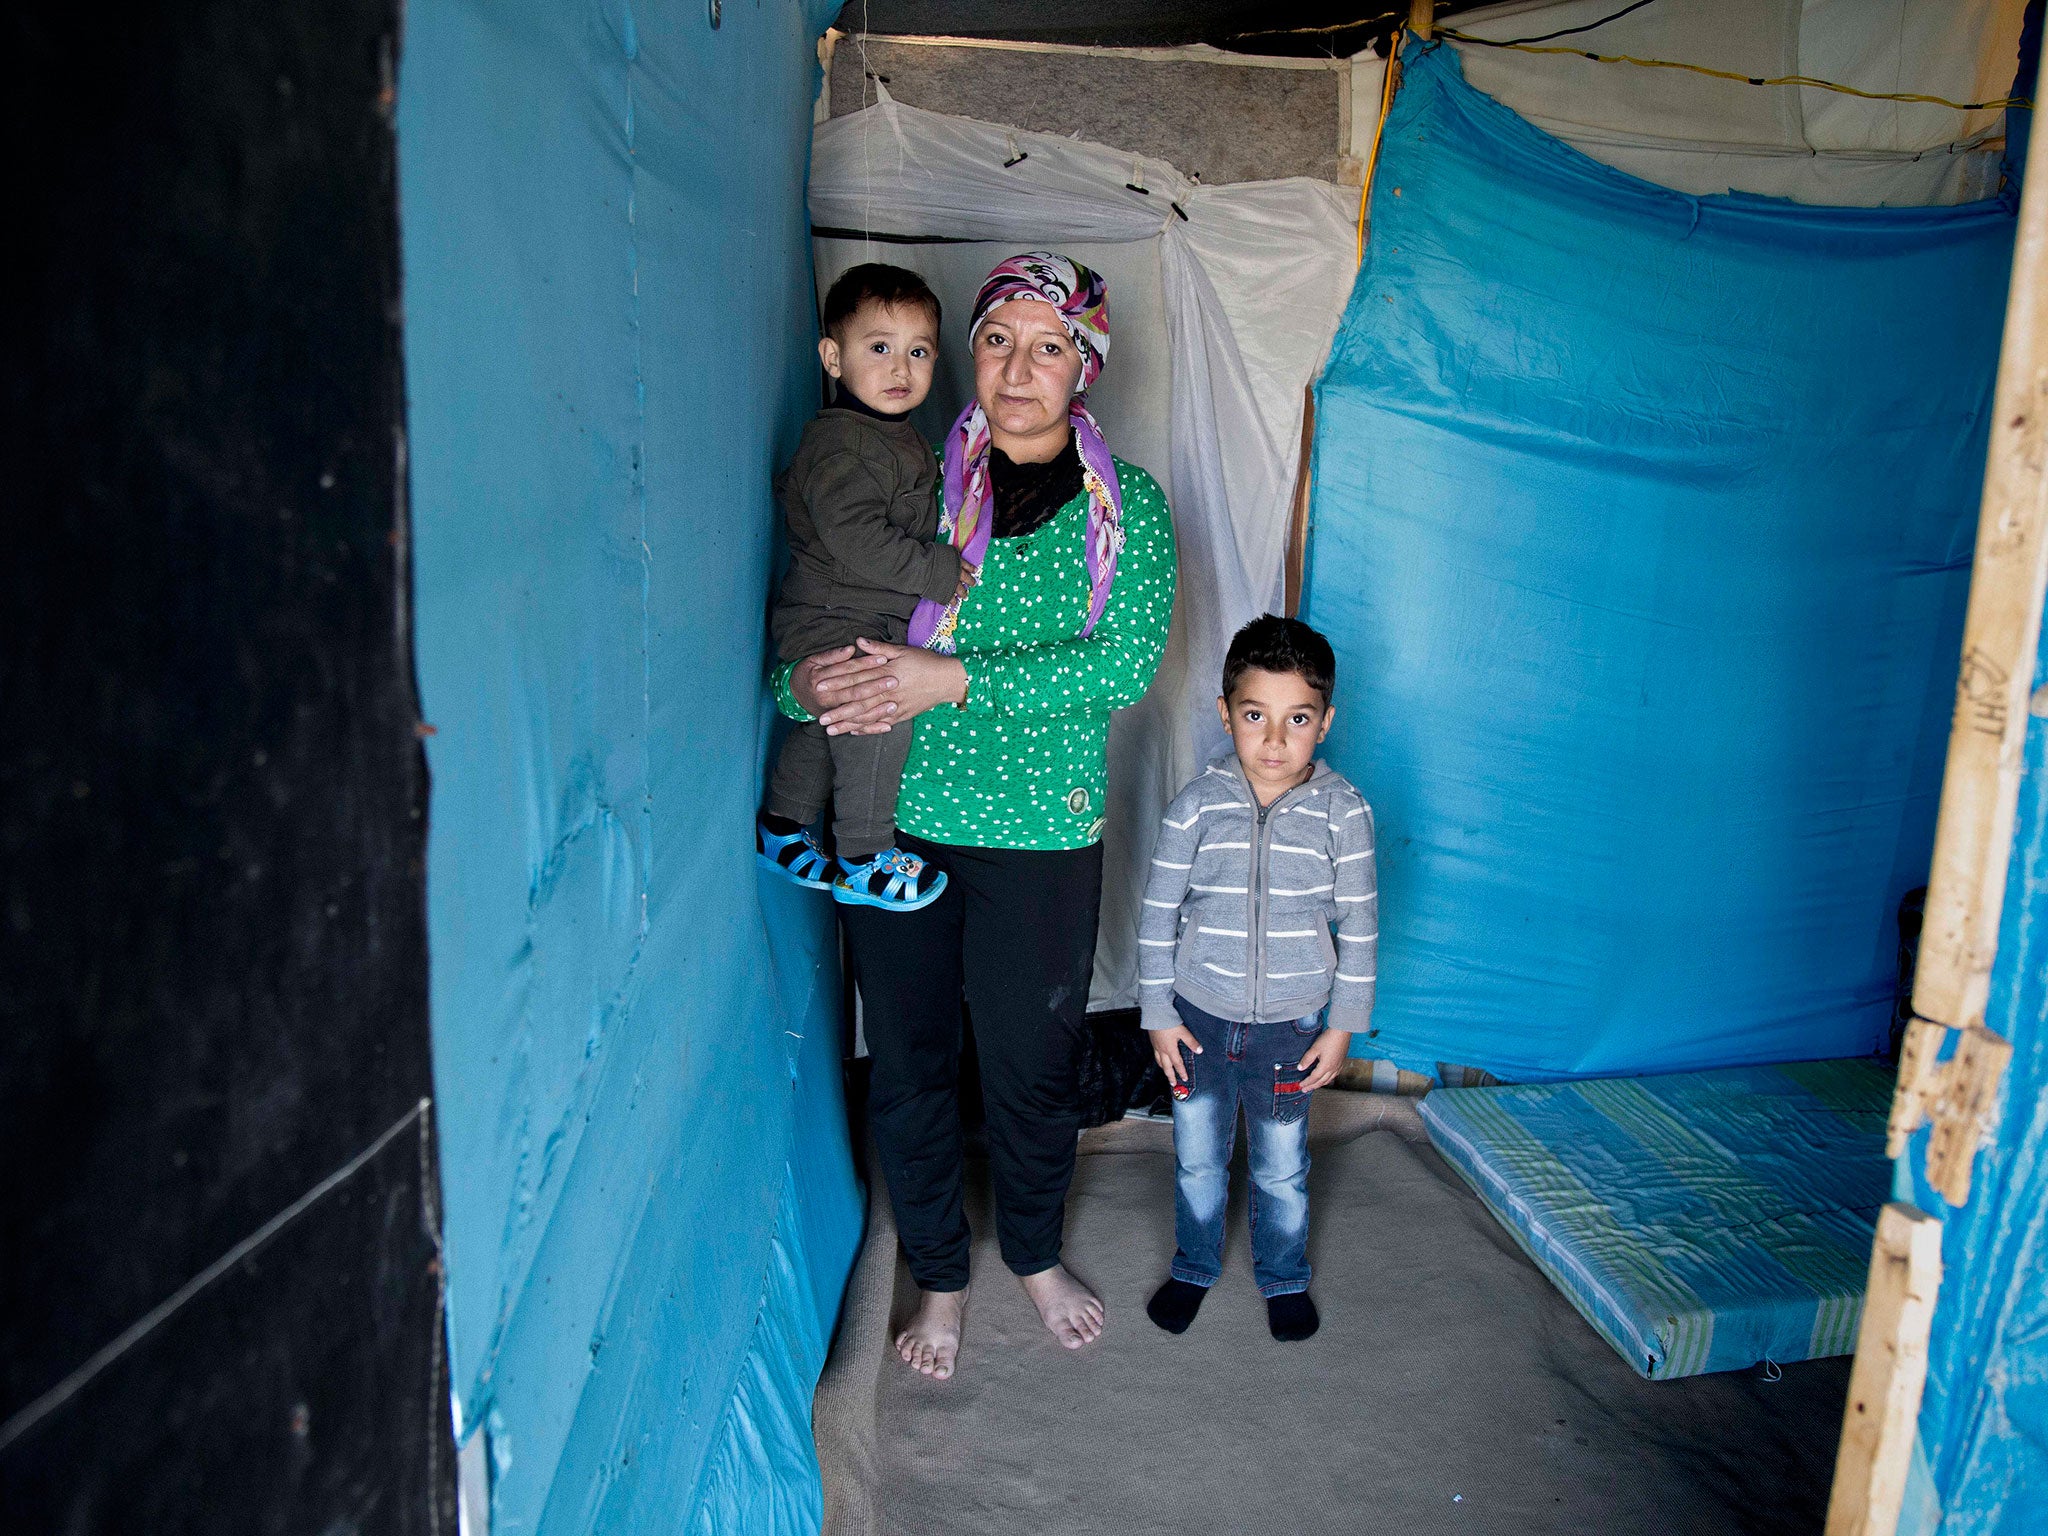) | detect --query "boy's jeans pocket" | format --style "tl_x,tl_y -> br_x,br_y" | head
1272,1060 -> 1313,1126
